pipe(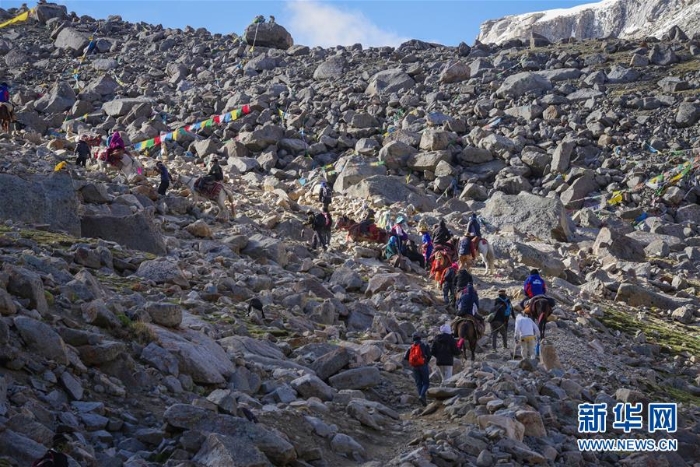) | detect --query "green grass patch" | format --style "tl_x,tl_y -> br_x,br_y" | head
601,306 -> 700,357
